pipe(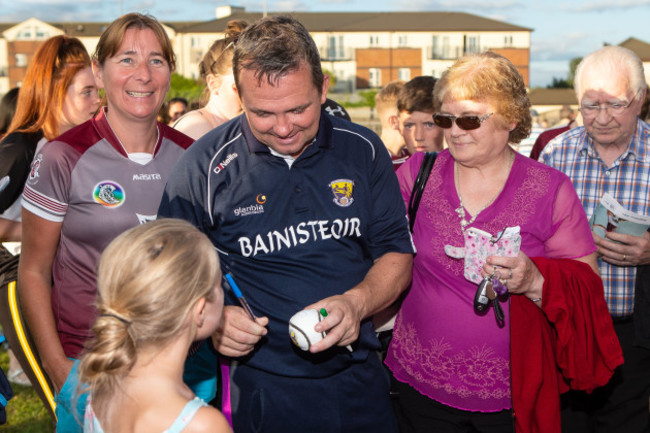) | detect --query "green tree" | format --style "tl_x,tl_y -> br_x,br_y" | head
567,57 -> 582,86
167,73 -> 203,105
547,57 -> 582,89
359,89 -> 378,109
547,77 -> 571,89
